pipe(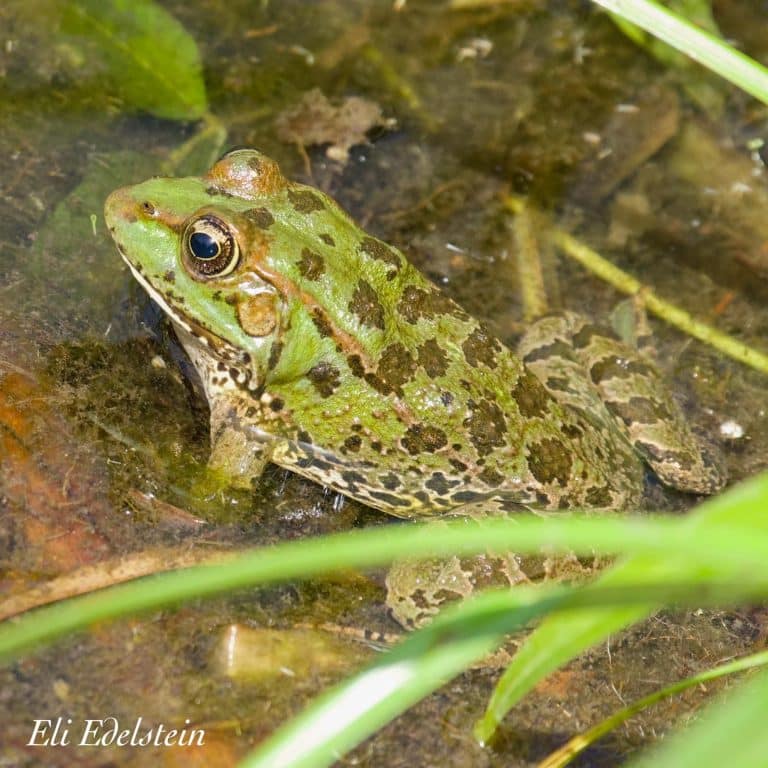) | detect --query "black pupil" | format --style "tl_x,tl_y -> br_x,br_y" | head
189,231 -> 220,260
